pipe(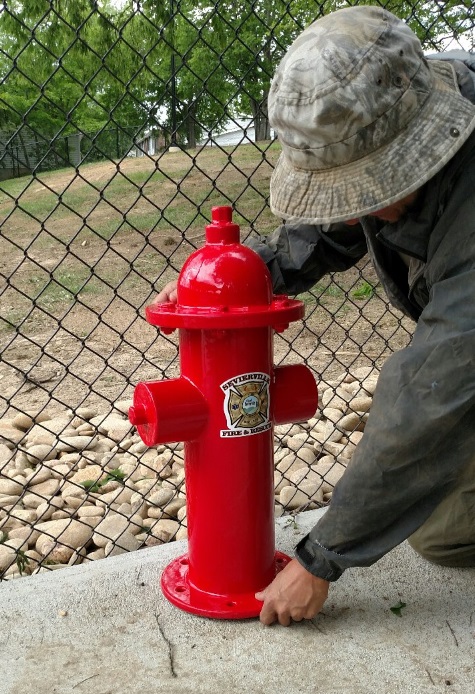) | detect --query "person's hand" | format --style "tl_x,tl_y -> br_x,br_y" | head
255,558 -> 329,626
152,280 -> 178,305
